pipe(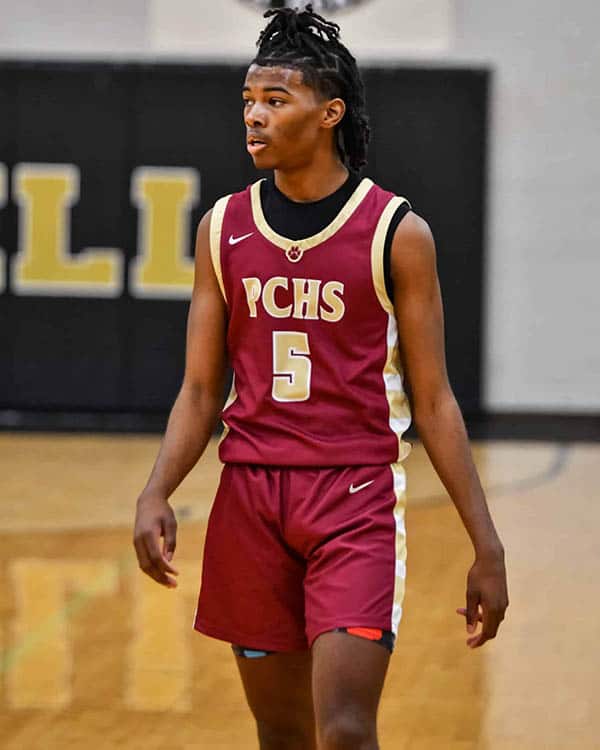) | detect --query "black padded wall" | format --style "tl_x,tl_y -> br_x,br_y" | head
0,61 -> 488,426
